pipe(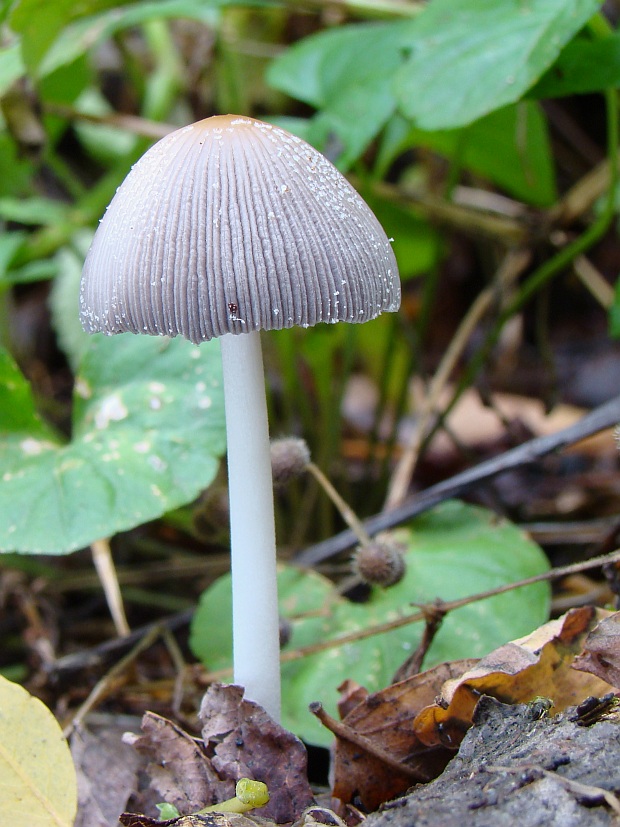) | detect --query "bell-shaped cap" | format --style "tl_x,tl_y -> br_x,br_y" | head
80,115 -> 400,344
